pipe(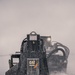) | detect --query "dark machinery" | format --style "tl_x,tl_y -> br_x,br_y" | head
6,31 -> 49,75
47,42 -> 70,73
5,31 -> 70,75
